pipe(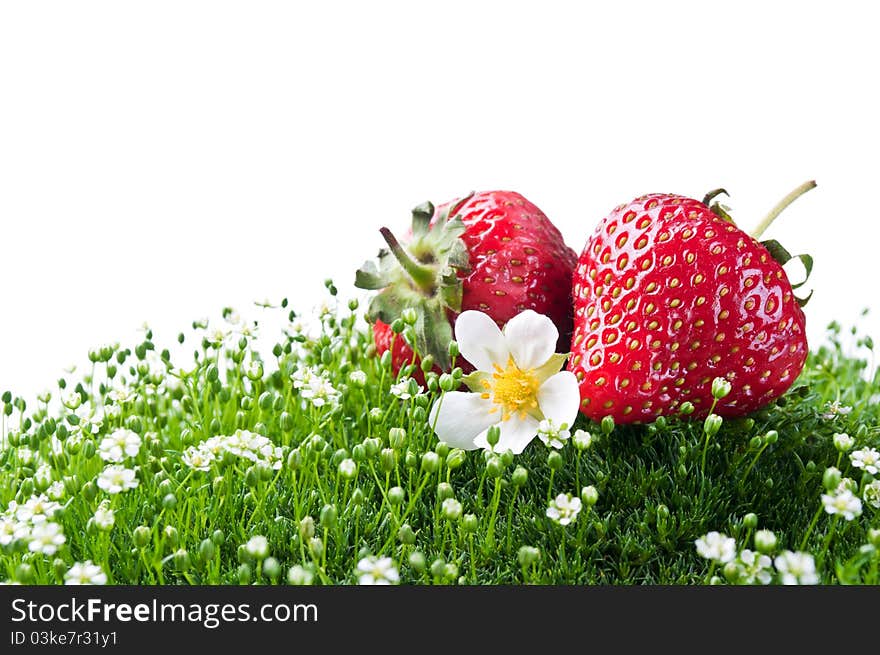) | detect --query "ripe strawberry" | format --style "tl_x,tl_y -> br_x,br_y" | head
568,184 -> 815,423
356,191 -> 577,375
